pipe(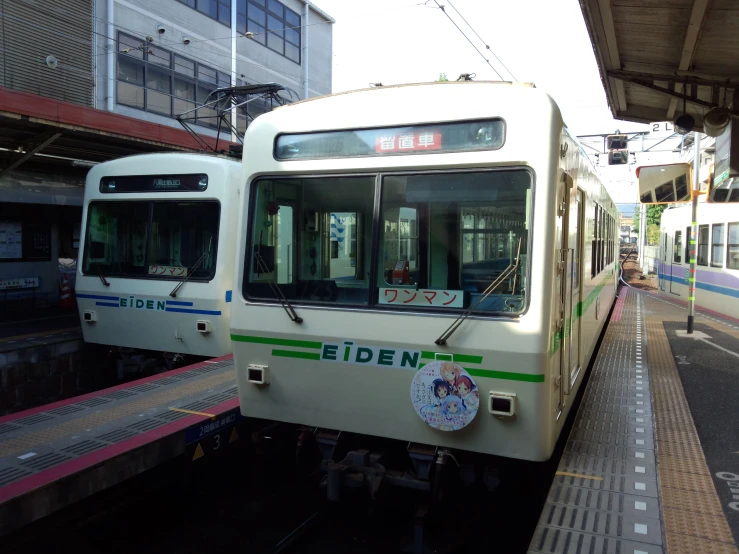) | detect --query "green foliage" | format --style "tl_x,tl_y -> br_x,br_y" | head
632,204 -> 667,237
646,204 -> 666,226
437,73 -> 449,82
647,224 -> 660,245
